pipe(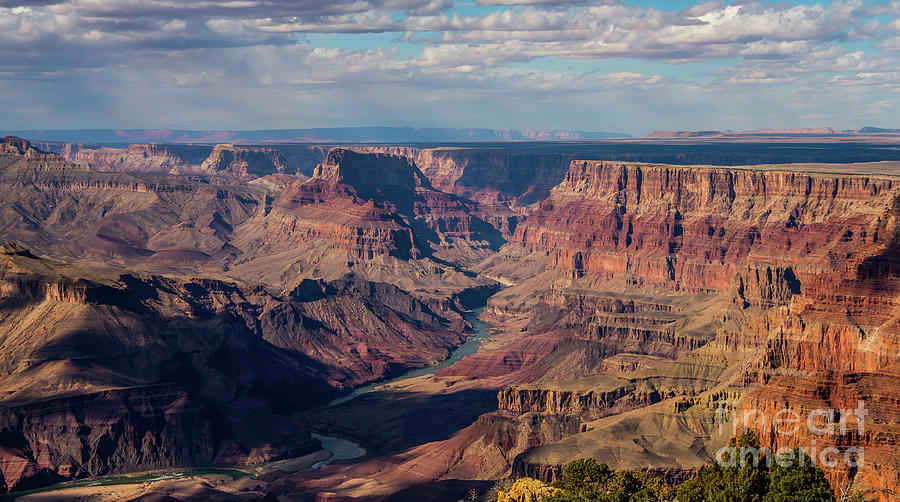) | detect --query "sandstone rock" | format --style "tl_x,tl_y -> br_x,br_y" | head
200,144 -> 289,178
506,161 -> 896,290
0,136 -> 39,155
